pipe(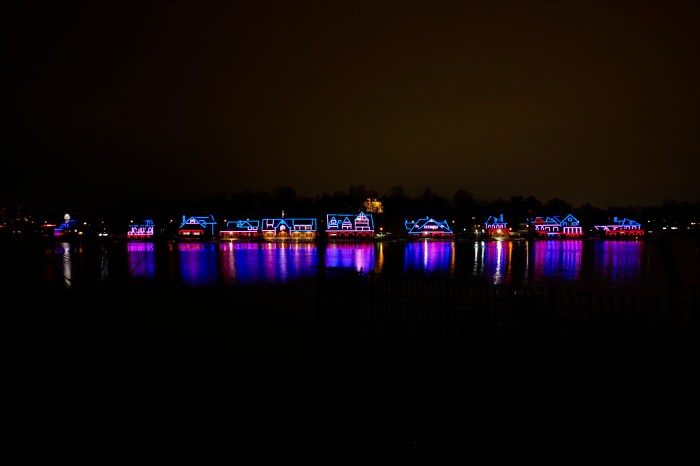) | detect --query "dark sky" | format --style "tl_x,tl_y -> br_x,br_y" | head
5,0 -> 700,214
